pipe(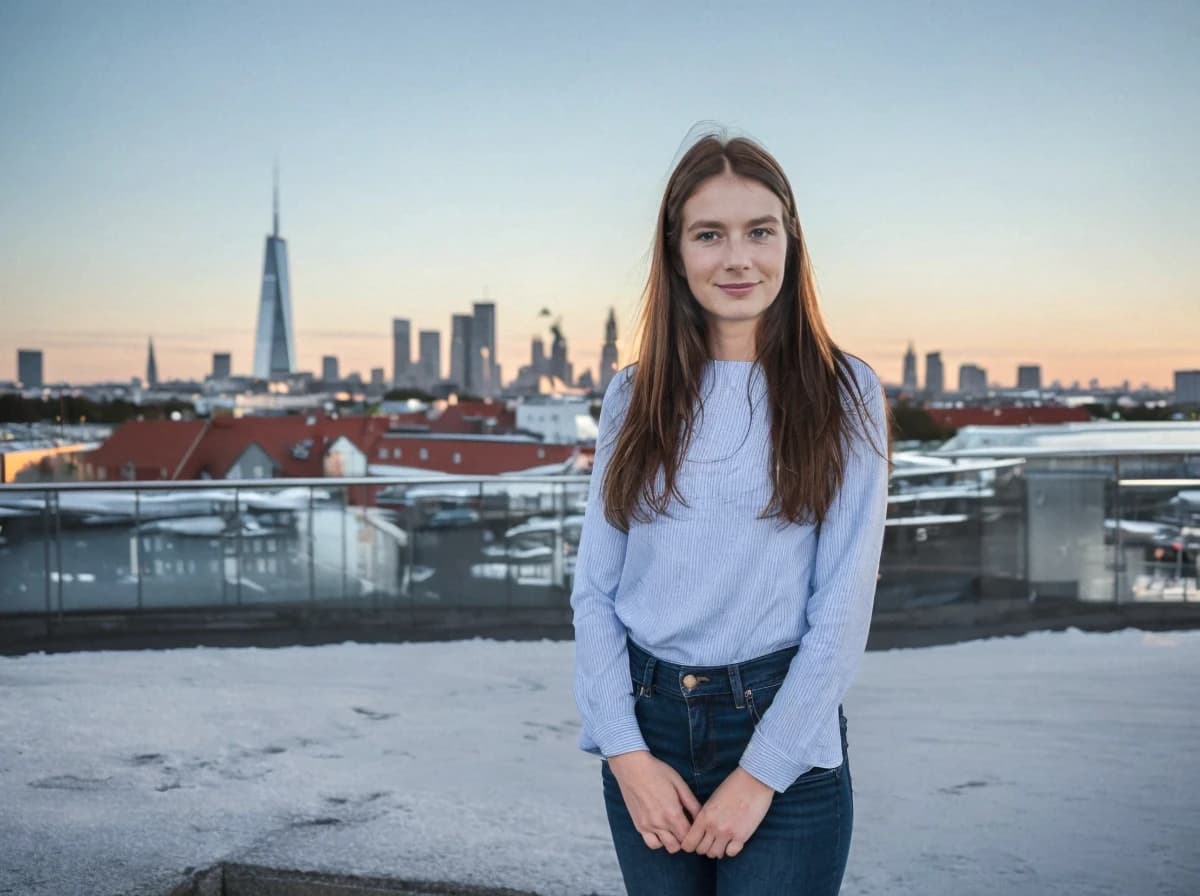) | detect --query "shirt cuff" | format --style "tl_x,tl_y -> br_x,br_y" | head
591,715 -> 649,759
739,729 -> 813,793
